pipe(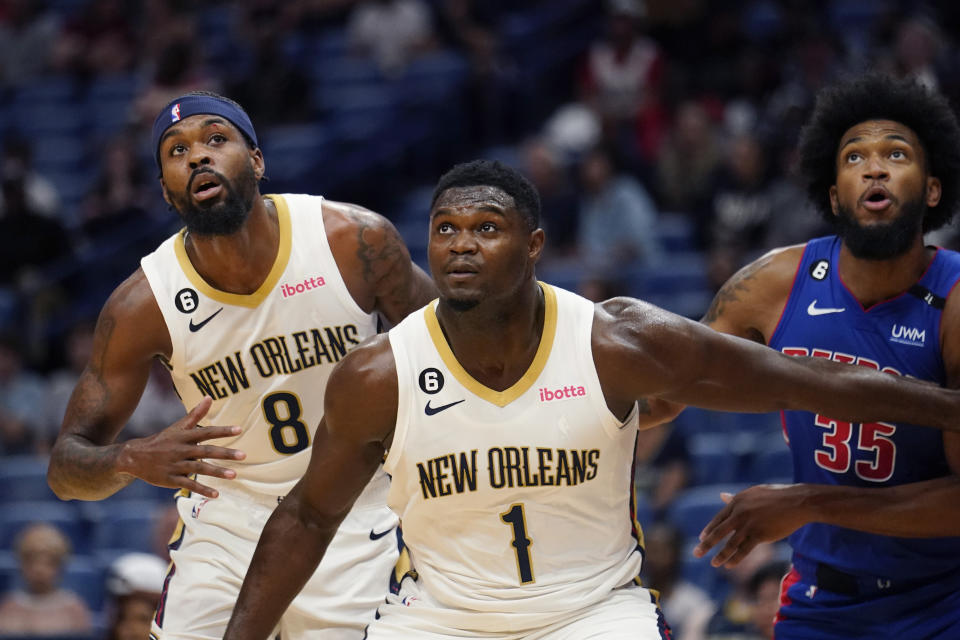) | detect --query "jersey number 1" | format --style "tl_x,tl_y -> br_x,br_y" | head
263,392 -> 310,455
500,503 -> 535,584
